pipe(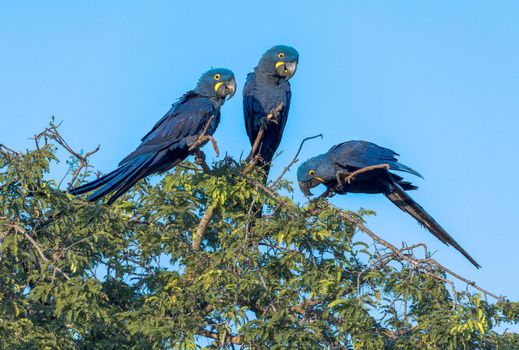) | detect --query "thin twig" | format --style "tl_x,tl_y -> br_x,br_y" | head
269,133 -> 323,188
247,128 -> 265,163
31,121 -> 100,189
